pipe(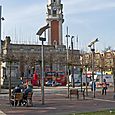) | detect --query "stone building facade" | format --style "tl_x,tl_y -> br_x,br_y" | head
0,36 -> 80,88
82,50 -> 115,73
